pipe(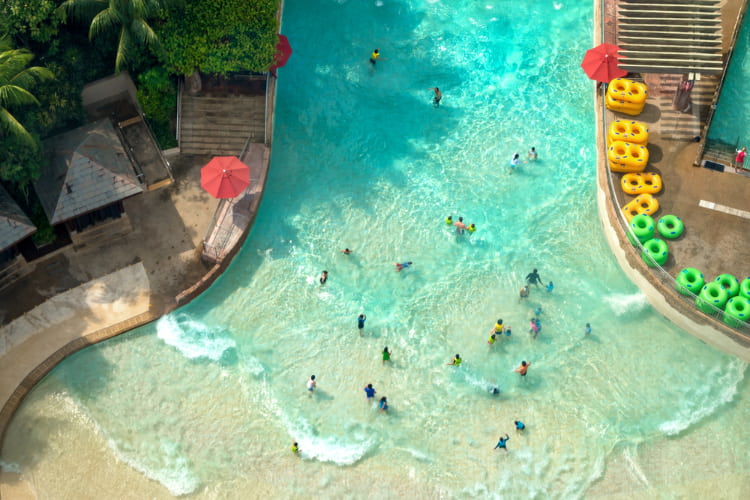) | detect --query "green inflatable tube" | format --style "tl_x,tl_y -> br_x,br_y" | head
656,215 -> 684,239
724,296 -> 750,328
714,274 -> 740,298
696,281 -> 729,314
628,214 -> 655,245
676,267 -> 704,296
740,277 -> 750,301
641,238 -> 668,267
